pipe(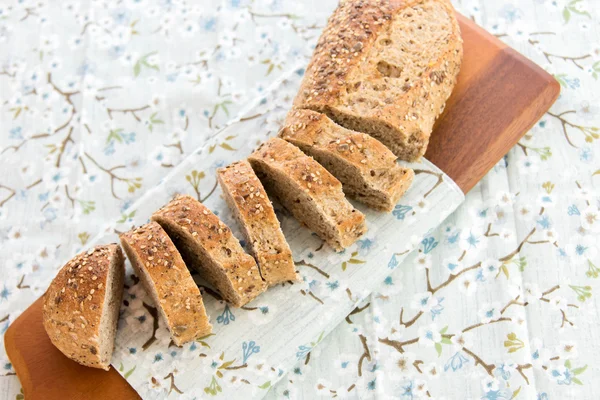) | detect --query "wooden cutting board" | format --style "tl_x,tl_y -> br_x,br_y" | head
3,14 -> 559,400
